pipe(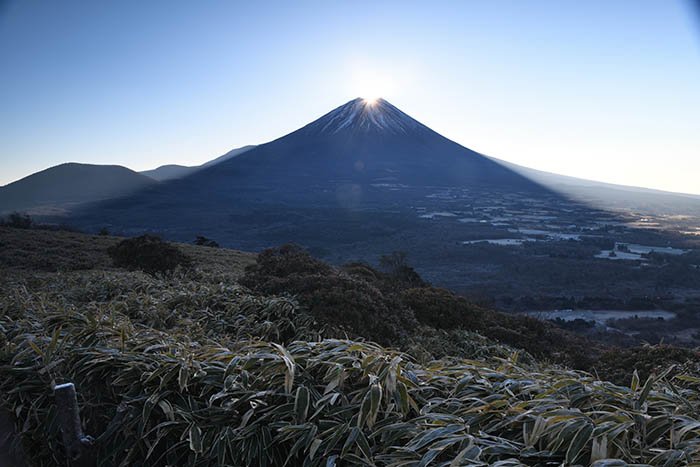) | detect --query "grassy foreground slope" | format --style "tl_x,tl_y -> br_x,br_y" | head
1,227 -> 700,466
